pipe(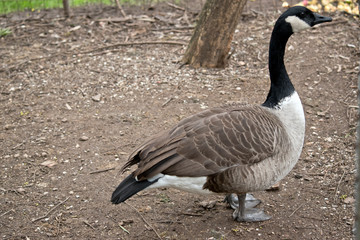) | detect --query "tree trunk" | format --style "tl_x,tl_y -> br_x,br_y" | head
182,0 -> 247,68
63,0 -> 71,18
